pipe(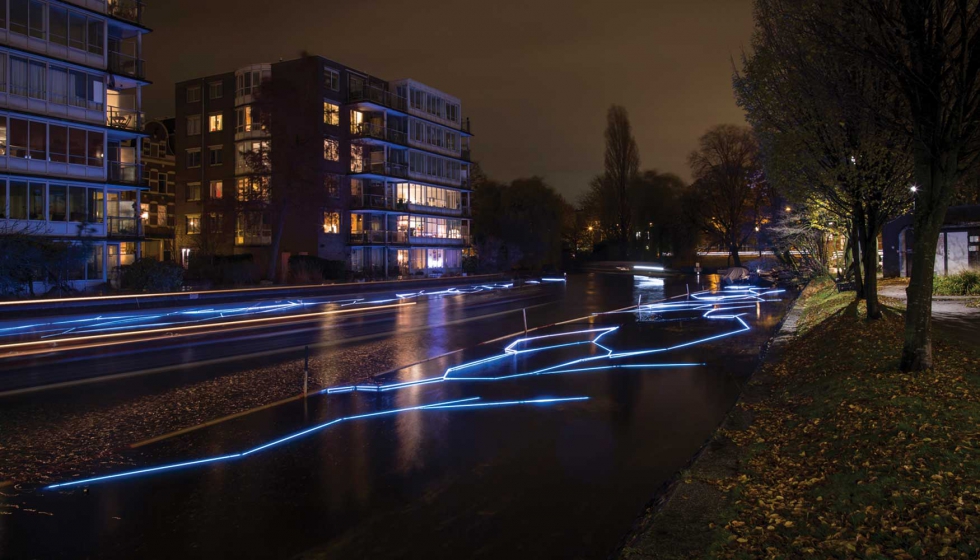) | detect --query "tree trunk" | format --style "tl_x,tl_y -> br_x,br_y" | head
849,219 -> 864,299
901,152 -> 956,372
856,206 -> 881,320
730,241 -> 741,268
